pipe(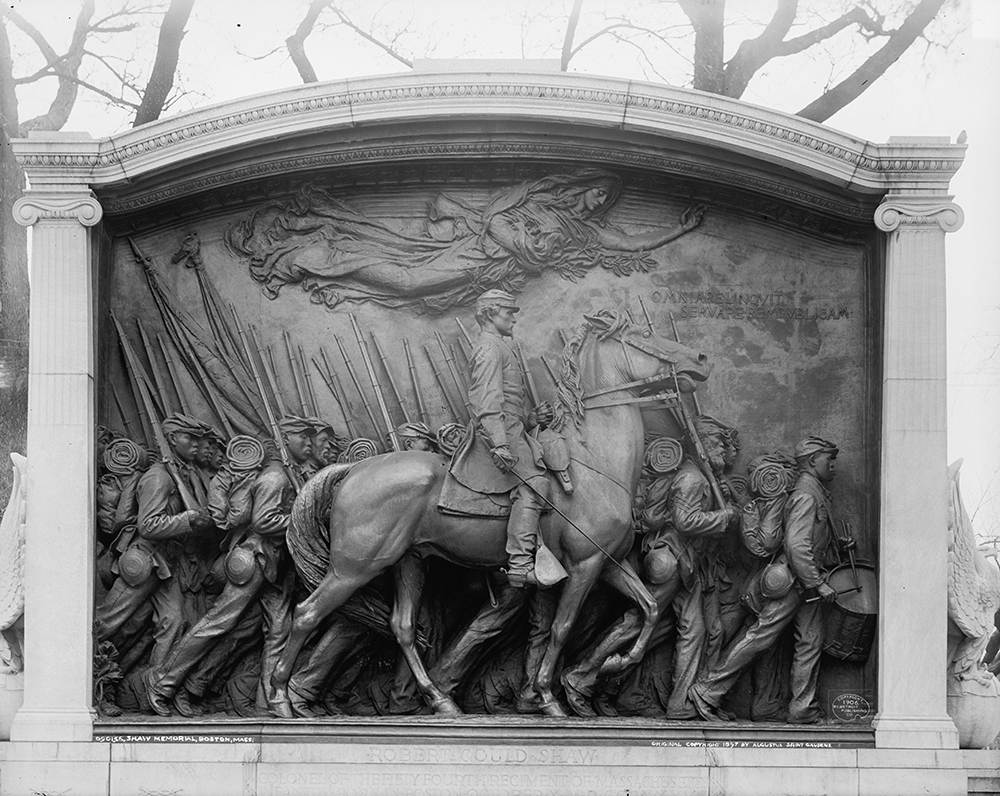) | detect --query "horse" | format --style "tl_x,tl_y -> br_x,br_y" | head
270,309 -> 712,717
